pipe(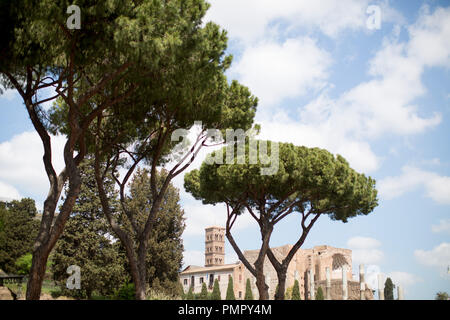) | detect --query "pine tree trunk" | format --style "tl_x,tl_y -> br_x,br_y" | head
255,272 -> 269,300
26,164 -> 81,300
255,222 -> 272,300
274,269 -> 287,300
254,255 -> 269,300
134,243 -> 148,300
26,246 -> 50,300
23,90 -> 84,299
122,243 -> 147,300
134,277 -> 146,300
